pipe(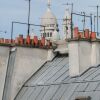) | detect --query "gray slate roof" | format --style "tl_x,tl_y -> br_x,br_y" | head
15,55 -> 100,100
